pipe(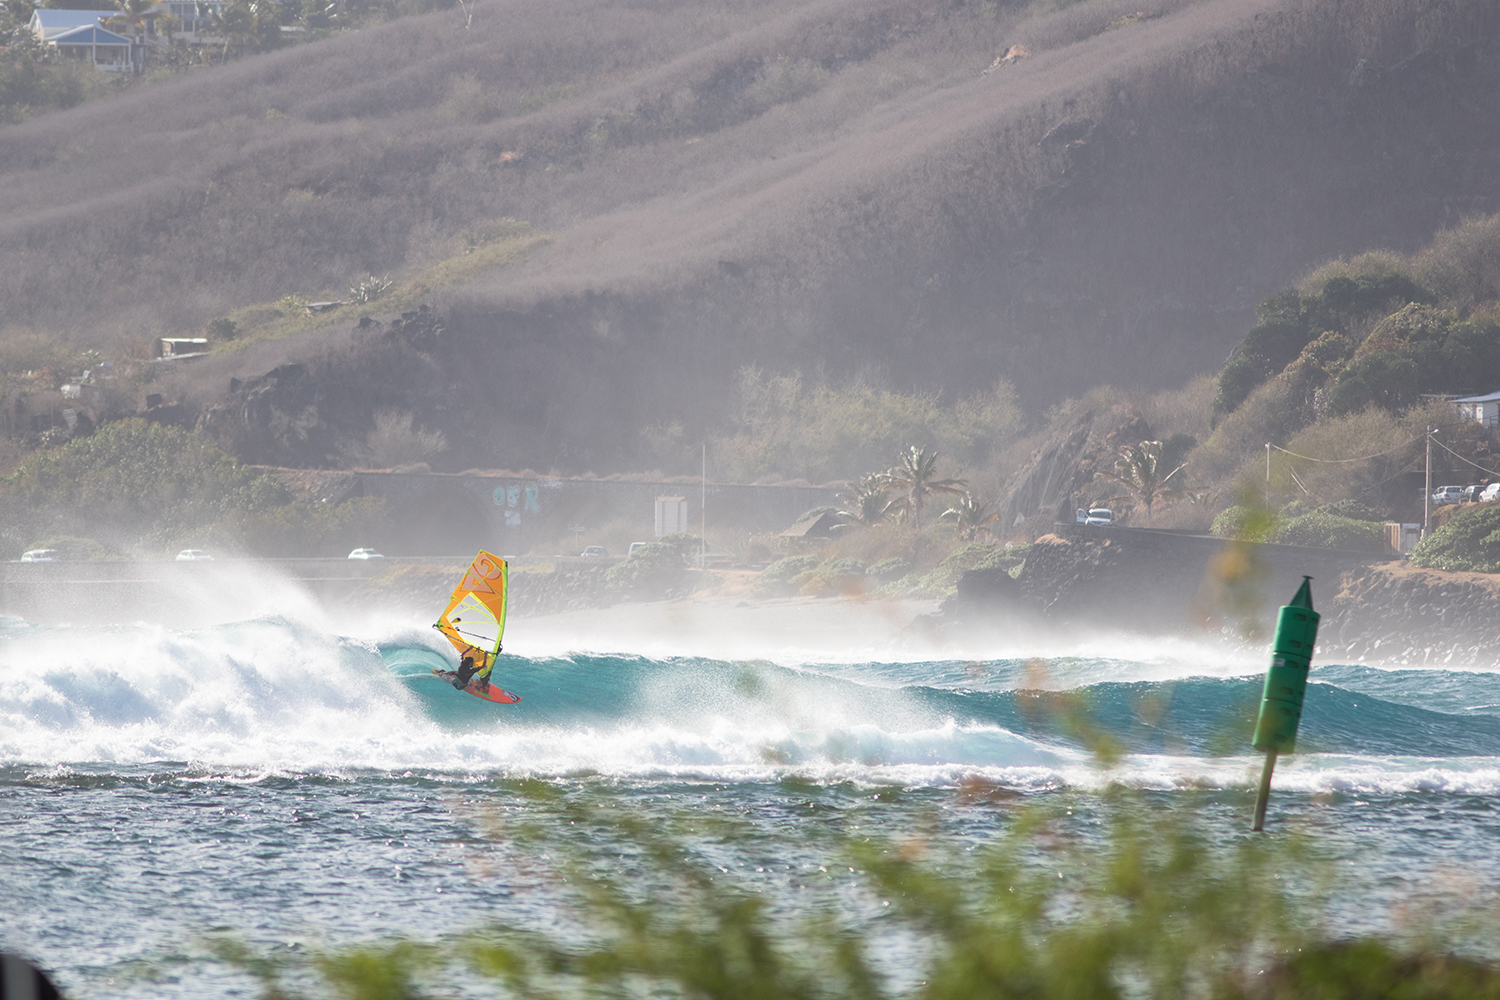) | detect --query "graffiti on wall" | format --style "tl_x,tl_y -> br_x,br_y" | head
493,484 -> 541,527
